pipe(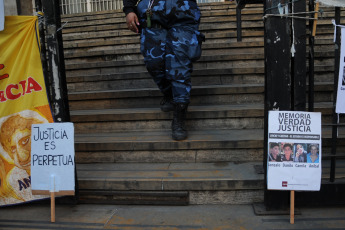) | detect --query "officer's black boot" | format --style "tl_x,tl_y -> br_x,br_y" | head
160,93 -> 175,112
172,103 -> 188,141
